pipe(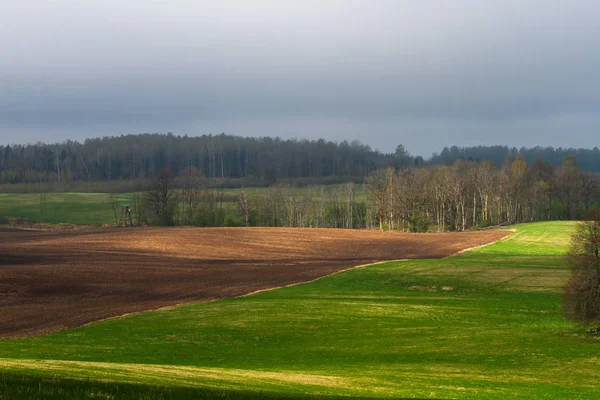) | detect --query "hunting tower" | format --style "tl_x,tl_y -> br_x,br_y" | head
119,205 -> 133,227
